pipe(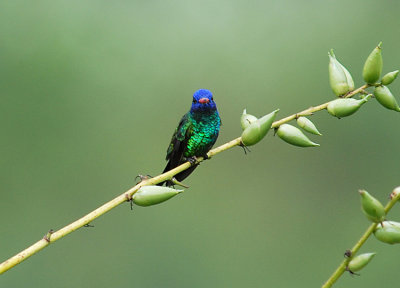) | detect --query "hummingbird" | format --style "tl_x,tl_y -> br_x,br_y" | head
159,89 -> 221,186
